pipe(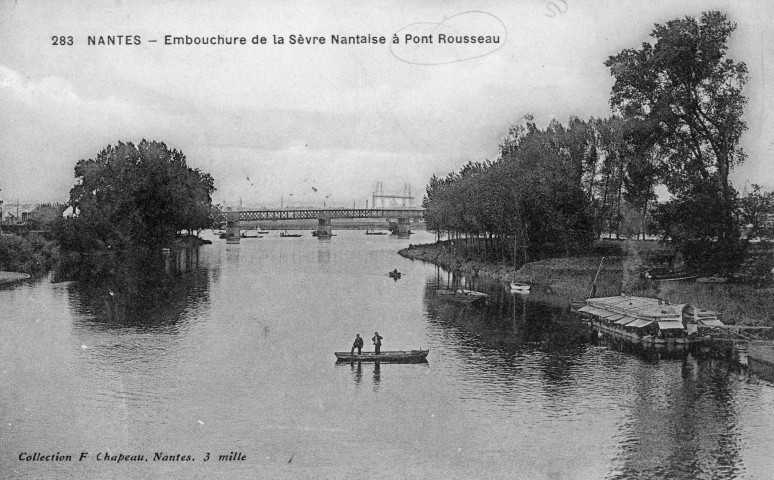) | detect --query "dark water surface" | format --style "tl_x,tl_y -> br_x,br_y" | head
2,230 -> 774,479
